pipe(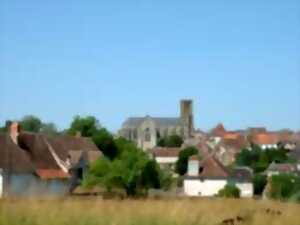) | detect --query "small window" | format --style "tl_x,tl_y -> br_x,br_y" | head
145,128 -> 151,142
